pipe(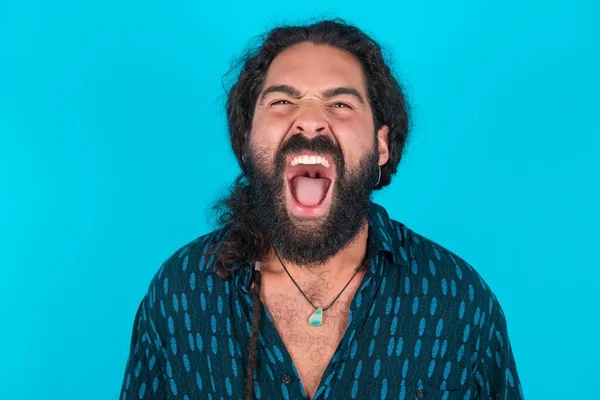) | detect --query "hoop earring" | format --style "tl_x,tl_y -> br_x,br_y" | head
375,166 -> 381,187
